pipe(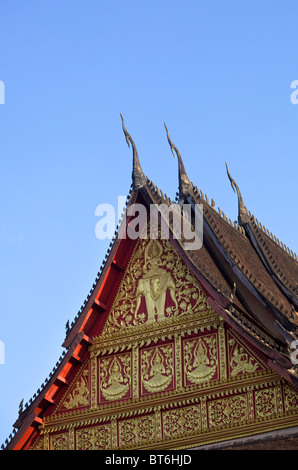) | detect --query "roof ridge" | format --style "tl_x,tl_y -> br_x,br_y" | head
250,214 -> 297,262
223,163 -> 297,260
227,305 -> 284,353
200,197 -> 296,326
145,177 -> 174,206
145,177 -> 245,242
191,183 -> 246,237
